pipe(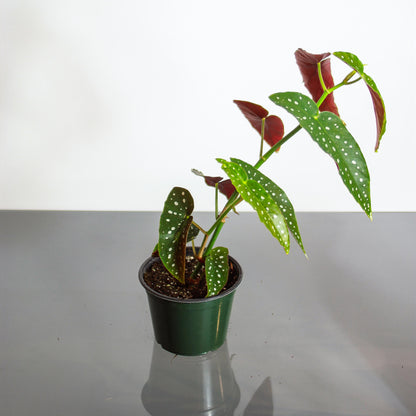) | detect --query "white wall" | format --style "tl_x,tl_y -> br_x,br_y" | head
0,0 -> 415,212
